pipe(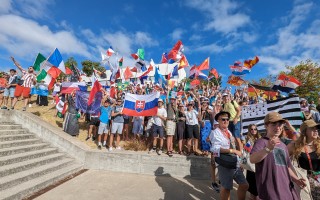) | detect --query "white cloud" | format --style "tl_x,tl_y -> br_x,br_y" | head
170,28 -> 184,41
14,0 -> 54,19
189,34 -> 202,41
0,14 -> 91,58
0,0 -> 12,14
195,42 -> 234,53
184,0 -> 251,34
134,32 -> 158,47
260,1 -> 320,75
